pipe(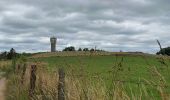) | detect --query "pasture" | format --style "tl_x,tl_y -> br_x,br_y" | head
35,54 -> 170,80
33,53 -> 170,99
2,52 -> 170,100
